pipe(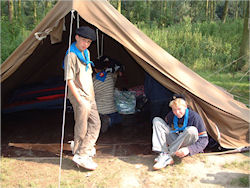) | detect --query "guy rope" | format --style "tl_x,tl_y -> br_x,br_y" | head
58,9 -> 75,188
